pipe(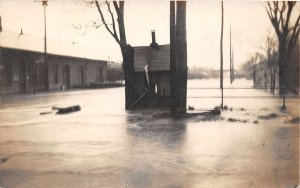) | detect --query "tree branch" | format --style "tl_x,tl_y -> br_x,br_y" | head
266,2 -> 281,38
95,0 -> 120,44
105,1 -> 119,41
113,1 -> 120,17
113,1 -> 127,47
287,15 -> 300,56
279,2 -> 286,33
